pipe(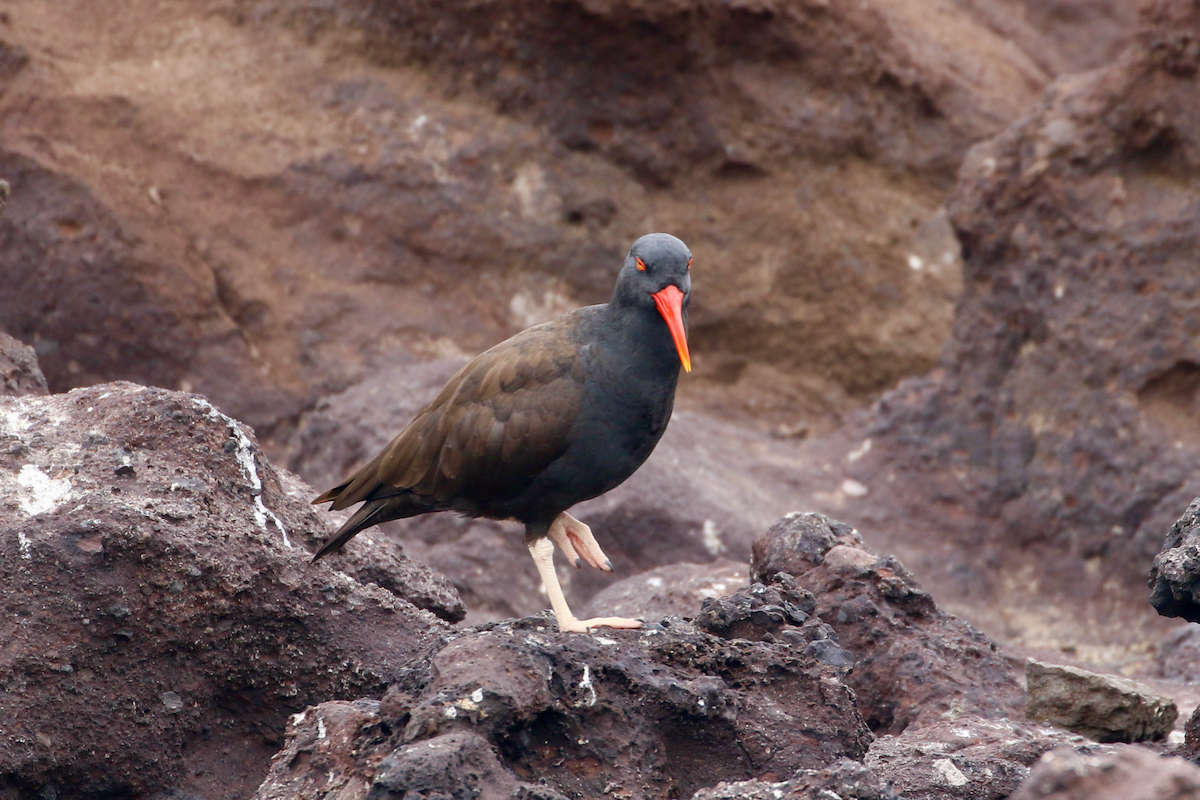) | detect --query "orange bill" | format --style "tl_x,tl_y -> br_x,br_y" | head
651,285 -> 691,373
